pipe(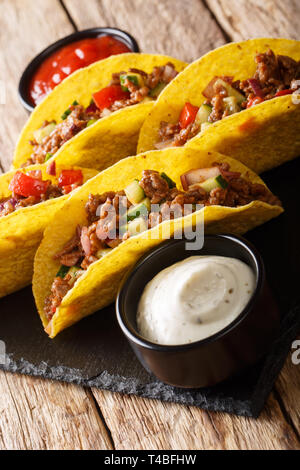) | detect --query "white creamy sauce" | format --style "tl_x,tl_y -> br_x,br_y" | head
137,256 -> 255,345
